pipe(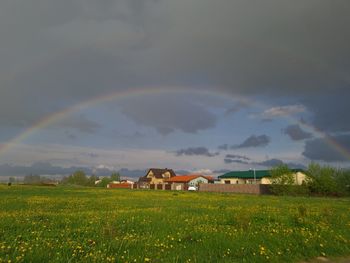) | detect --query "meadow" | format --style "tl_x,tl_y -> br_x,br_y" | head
0,185 -> 349,263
